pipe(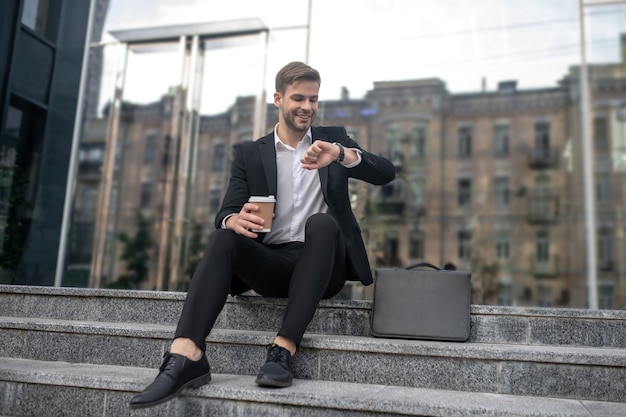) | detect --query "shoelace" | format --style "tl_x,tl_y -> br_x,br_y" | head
266,344 -> 290,365
159,353 -> 177,372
